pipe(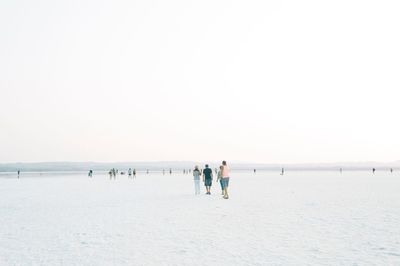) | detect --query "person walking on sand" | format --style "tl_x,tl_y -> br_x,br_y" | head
373,168 -> 376,174
203,164 -> 213,195
221,161 -> 230,199
128,168 -> 132,178
217,165 -> 224,195
193,166 -> 201,195
112,168 -> 116,179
